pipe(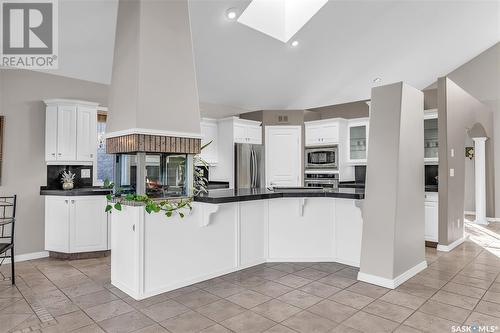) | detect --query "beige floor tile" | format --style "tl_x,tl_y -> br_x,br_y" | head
0,313 -> 33,333
0,298 -> 33,314
263,324 -> 297,333
419,299 -> 471,323
465,311 -> 500,328
333,267 -> 360,280
307,299 -> 357,323
299,281 -> 341,298
441,282 -> 487,299
44,299 -> 81,317
430,290 -> 480,310
403,311 -> 458,332
195,299 -> 246,322
71,289 -> 119,309
203,282 -> 247,298
277,290 -> 322,309
396,281 -> 438,299
140,299 -> 191,322
417,268 -> 456,281
292,268 -> 329,281
61,281 -> 105,298
98,310 -> 156,333
253,269 -> 288,281
71,323 -> 106,333
363,300 -> 414,323
200,324 -> 232,332
226,290 -> 272,309
250,282 -> 293,298
220,310 -> 276,333
251,299 -> 301,322
41,310 -> 94,333
459,268 -> 499,281
346,282 -> 390,298
84,299 -> 134,322
380,290 -> 427,310
329,290 -> 374,309
475,300 -> 500,318
132,324 -> 171,332
174,290 -> 220,308
318,274 -> 357,289
310,263 -> 346,274
271,264 -> 303,274
483,290 -> 500,304
330,324 -> 363,333
393,324 -> 423,333
160,310 -> 215,333
275,275 -> 312,289
282,310 -> 336,333
452,274 -> 494,290
342,311 -> 399,333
